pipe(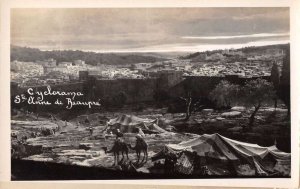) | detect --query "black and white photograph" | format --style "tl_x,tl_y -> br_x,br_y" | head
9,7 -> 292,181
